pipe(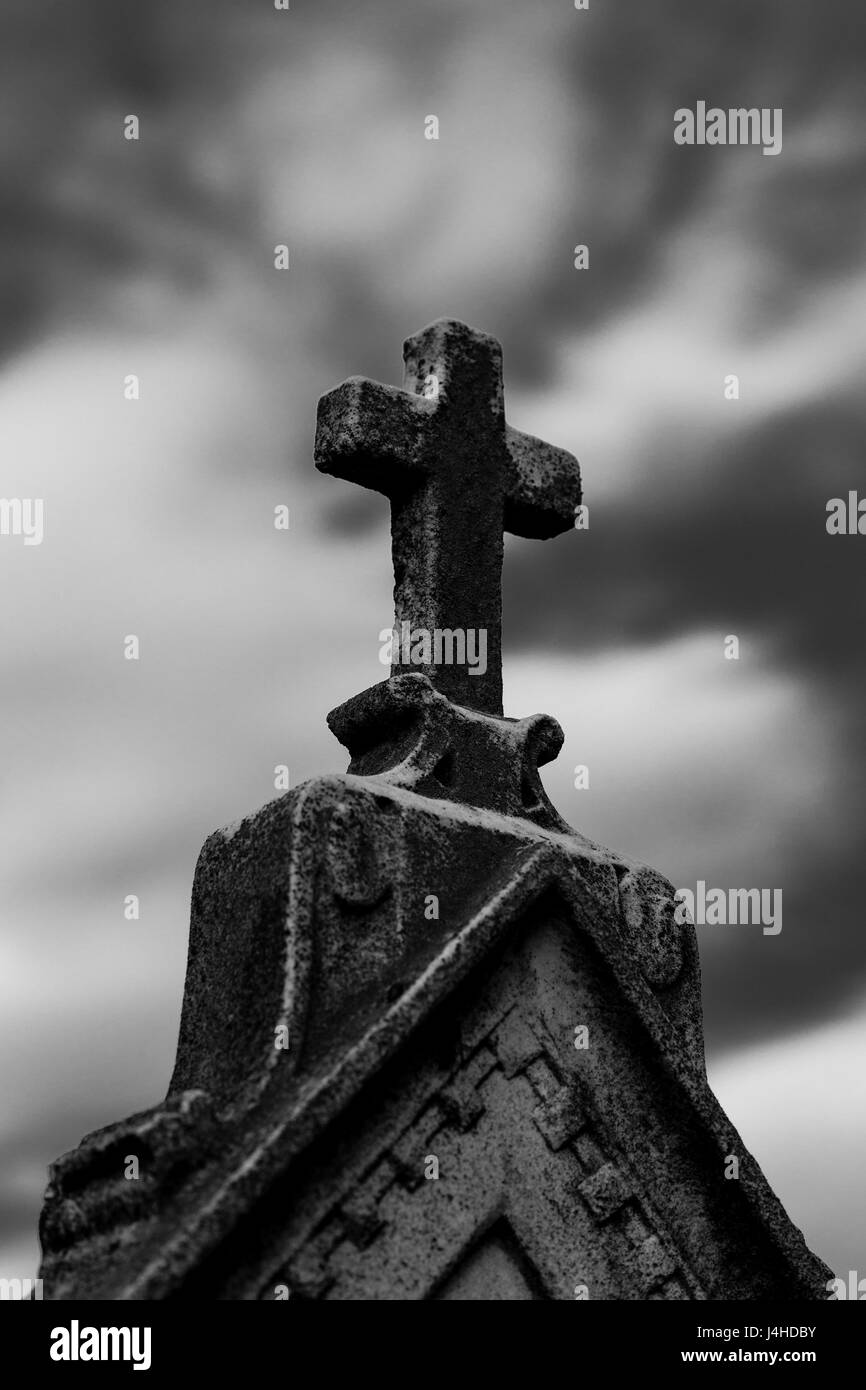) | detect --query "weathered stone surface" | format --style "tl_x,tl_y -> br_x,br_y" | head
316,319 -> 581,716
37,321 -> 831,1301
